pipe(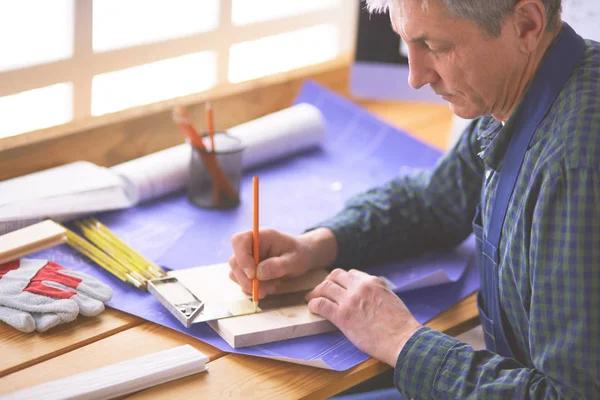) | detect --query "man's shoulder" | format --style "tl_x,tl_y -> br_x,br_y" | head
540,39 -> 600,172
553,39 -> 600,118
